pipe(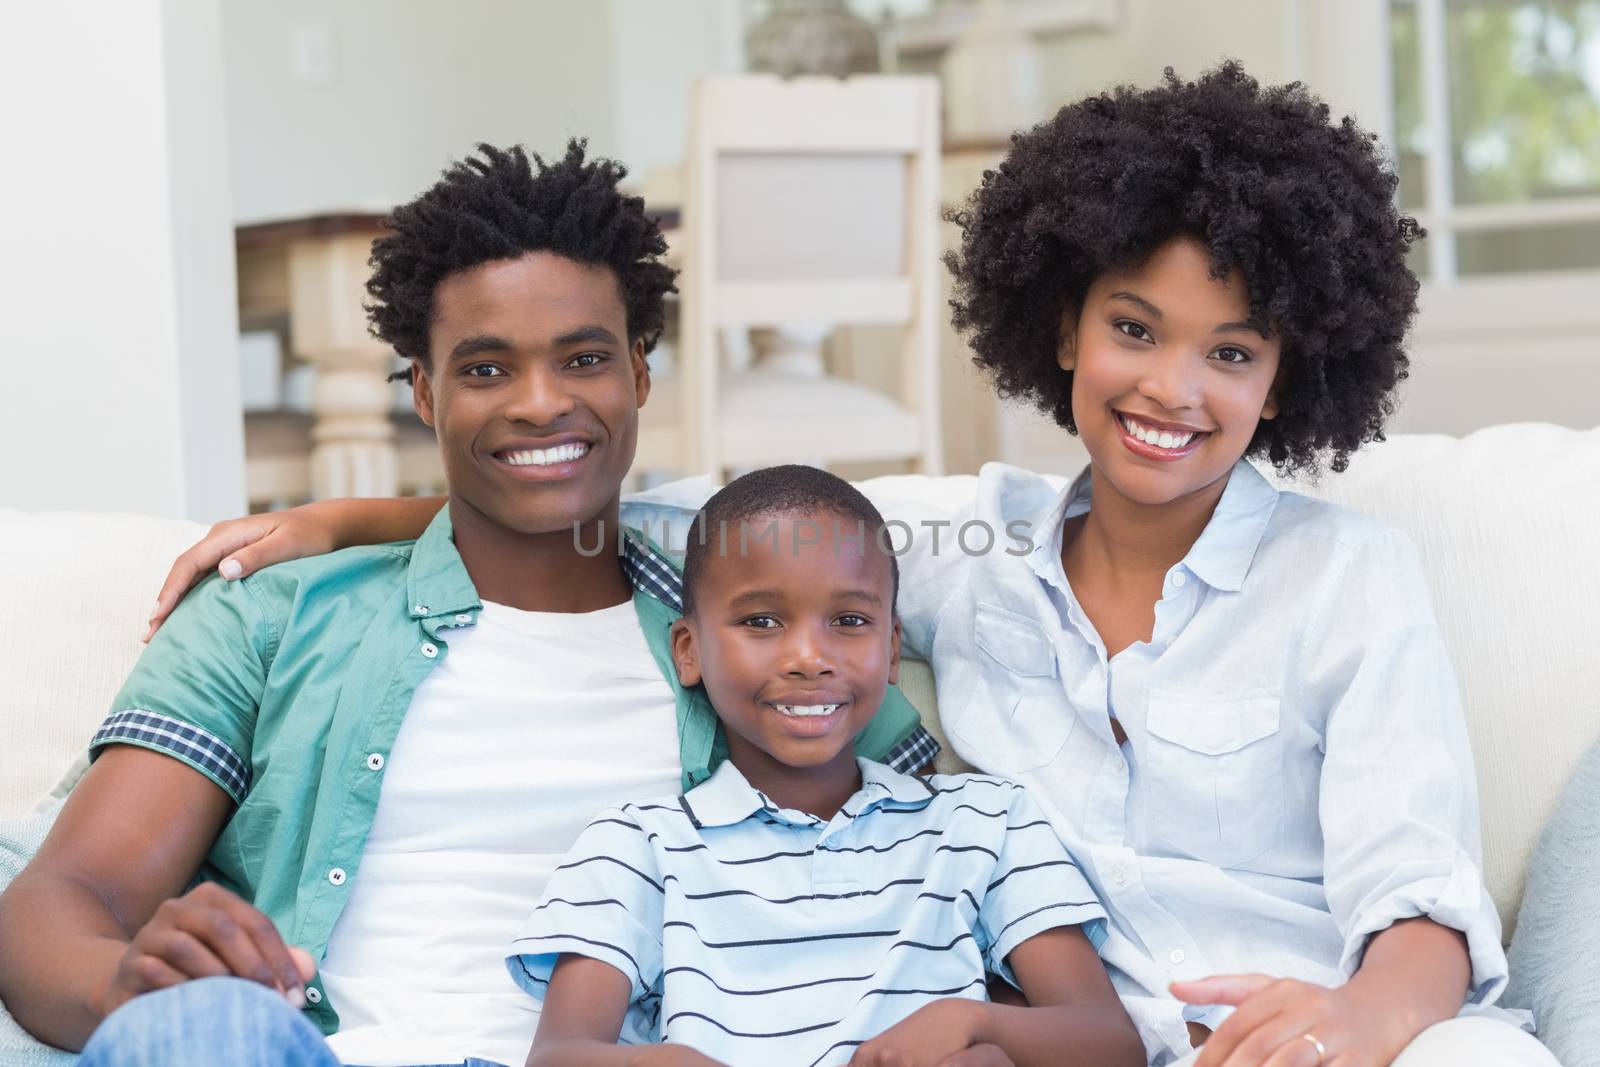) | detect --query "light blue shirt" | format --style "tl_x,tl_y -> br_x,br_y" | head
621,461 -> 1514,1063
507,759 -> 1105,1066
